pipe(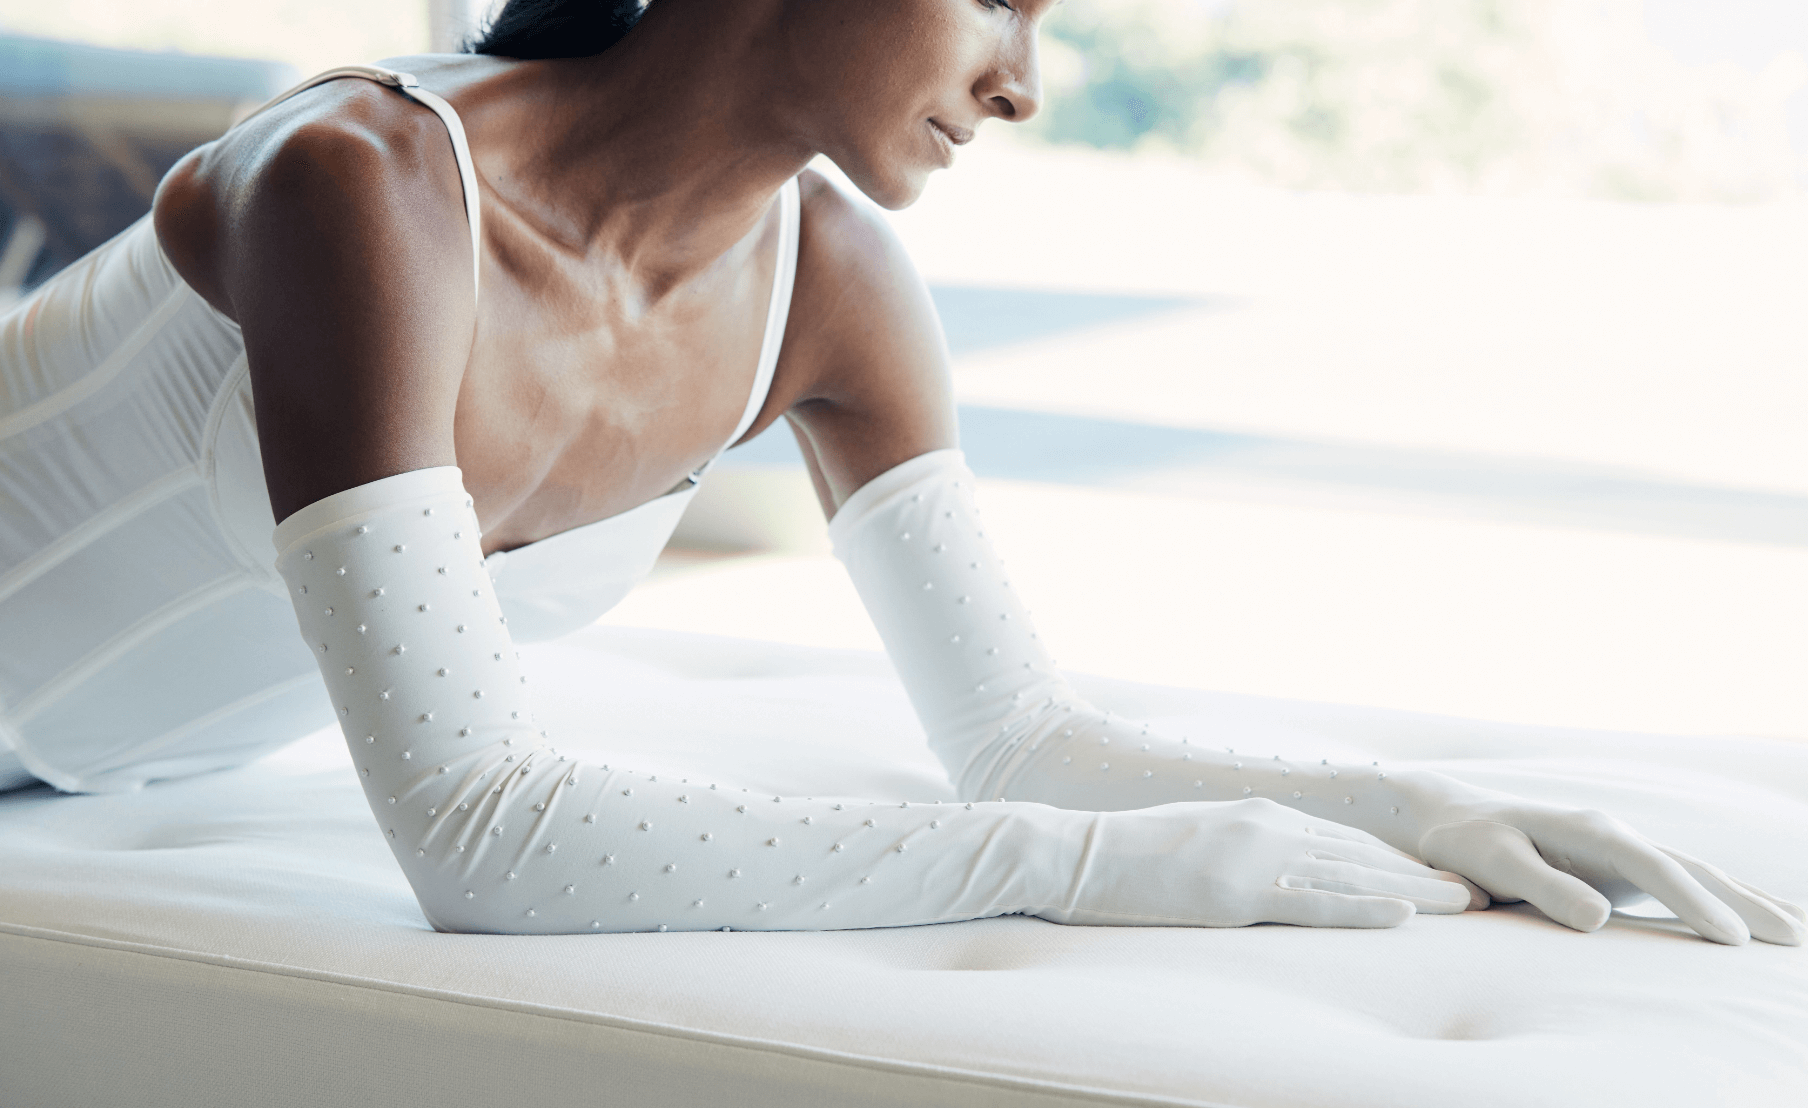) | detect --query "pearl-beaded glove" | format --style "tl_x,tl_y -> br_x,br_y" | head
274,466 -> 1469,933
830,451 -> 1805,947
274,467 -> 1094,933
1050,798 -> 1471,927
